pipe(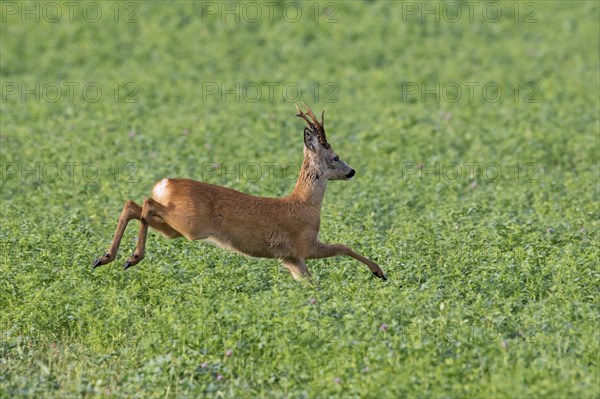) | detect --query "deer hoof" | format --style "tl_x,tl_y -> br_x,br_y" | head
92,253 -> 113,269
373,270 -> 388,280
123,260 -> 133,270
